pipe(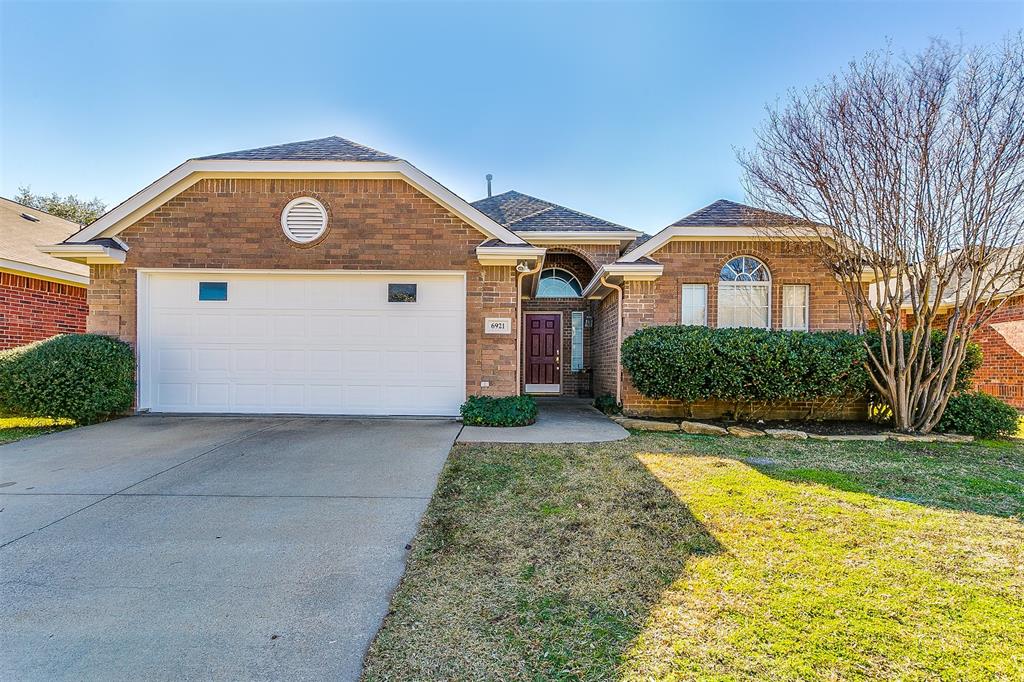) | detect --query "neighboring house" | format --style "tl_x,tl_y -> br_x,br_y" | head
0,197 -> 89,350
910,251 -> 1024,409
40,136 -> 857,418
